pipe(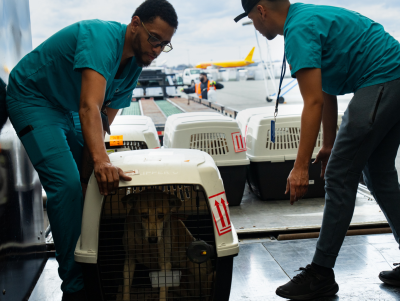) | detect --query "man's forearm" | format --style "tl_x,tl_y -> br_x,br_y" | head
294,101 -> 324,169
322,92 -> 338,148
79,105 -> 109,164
